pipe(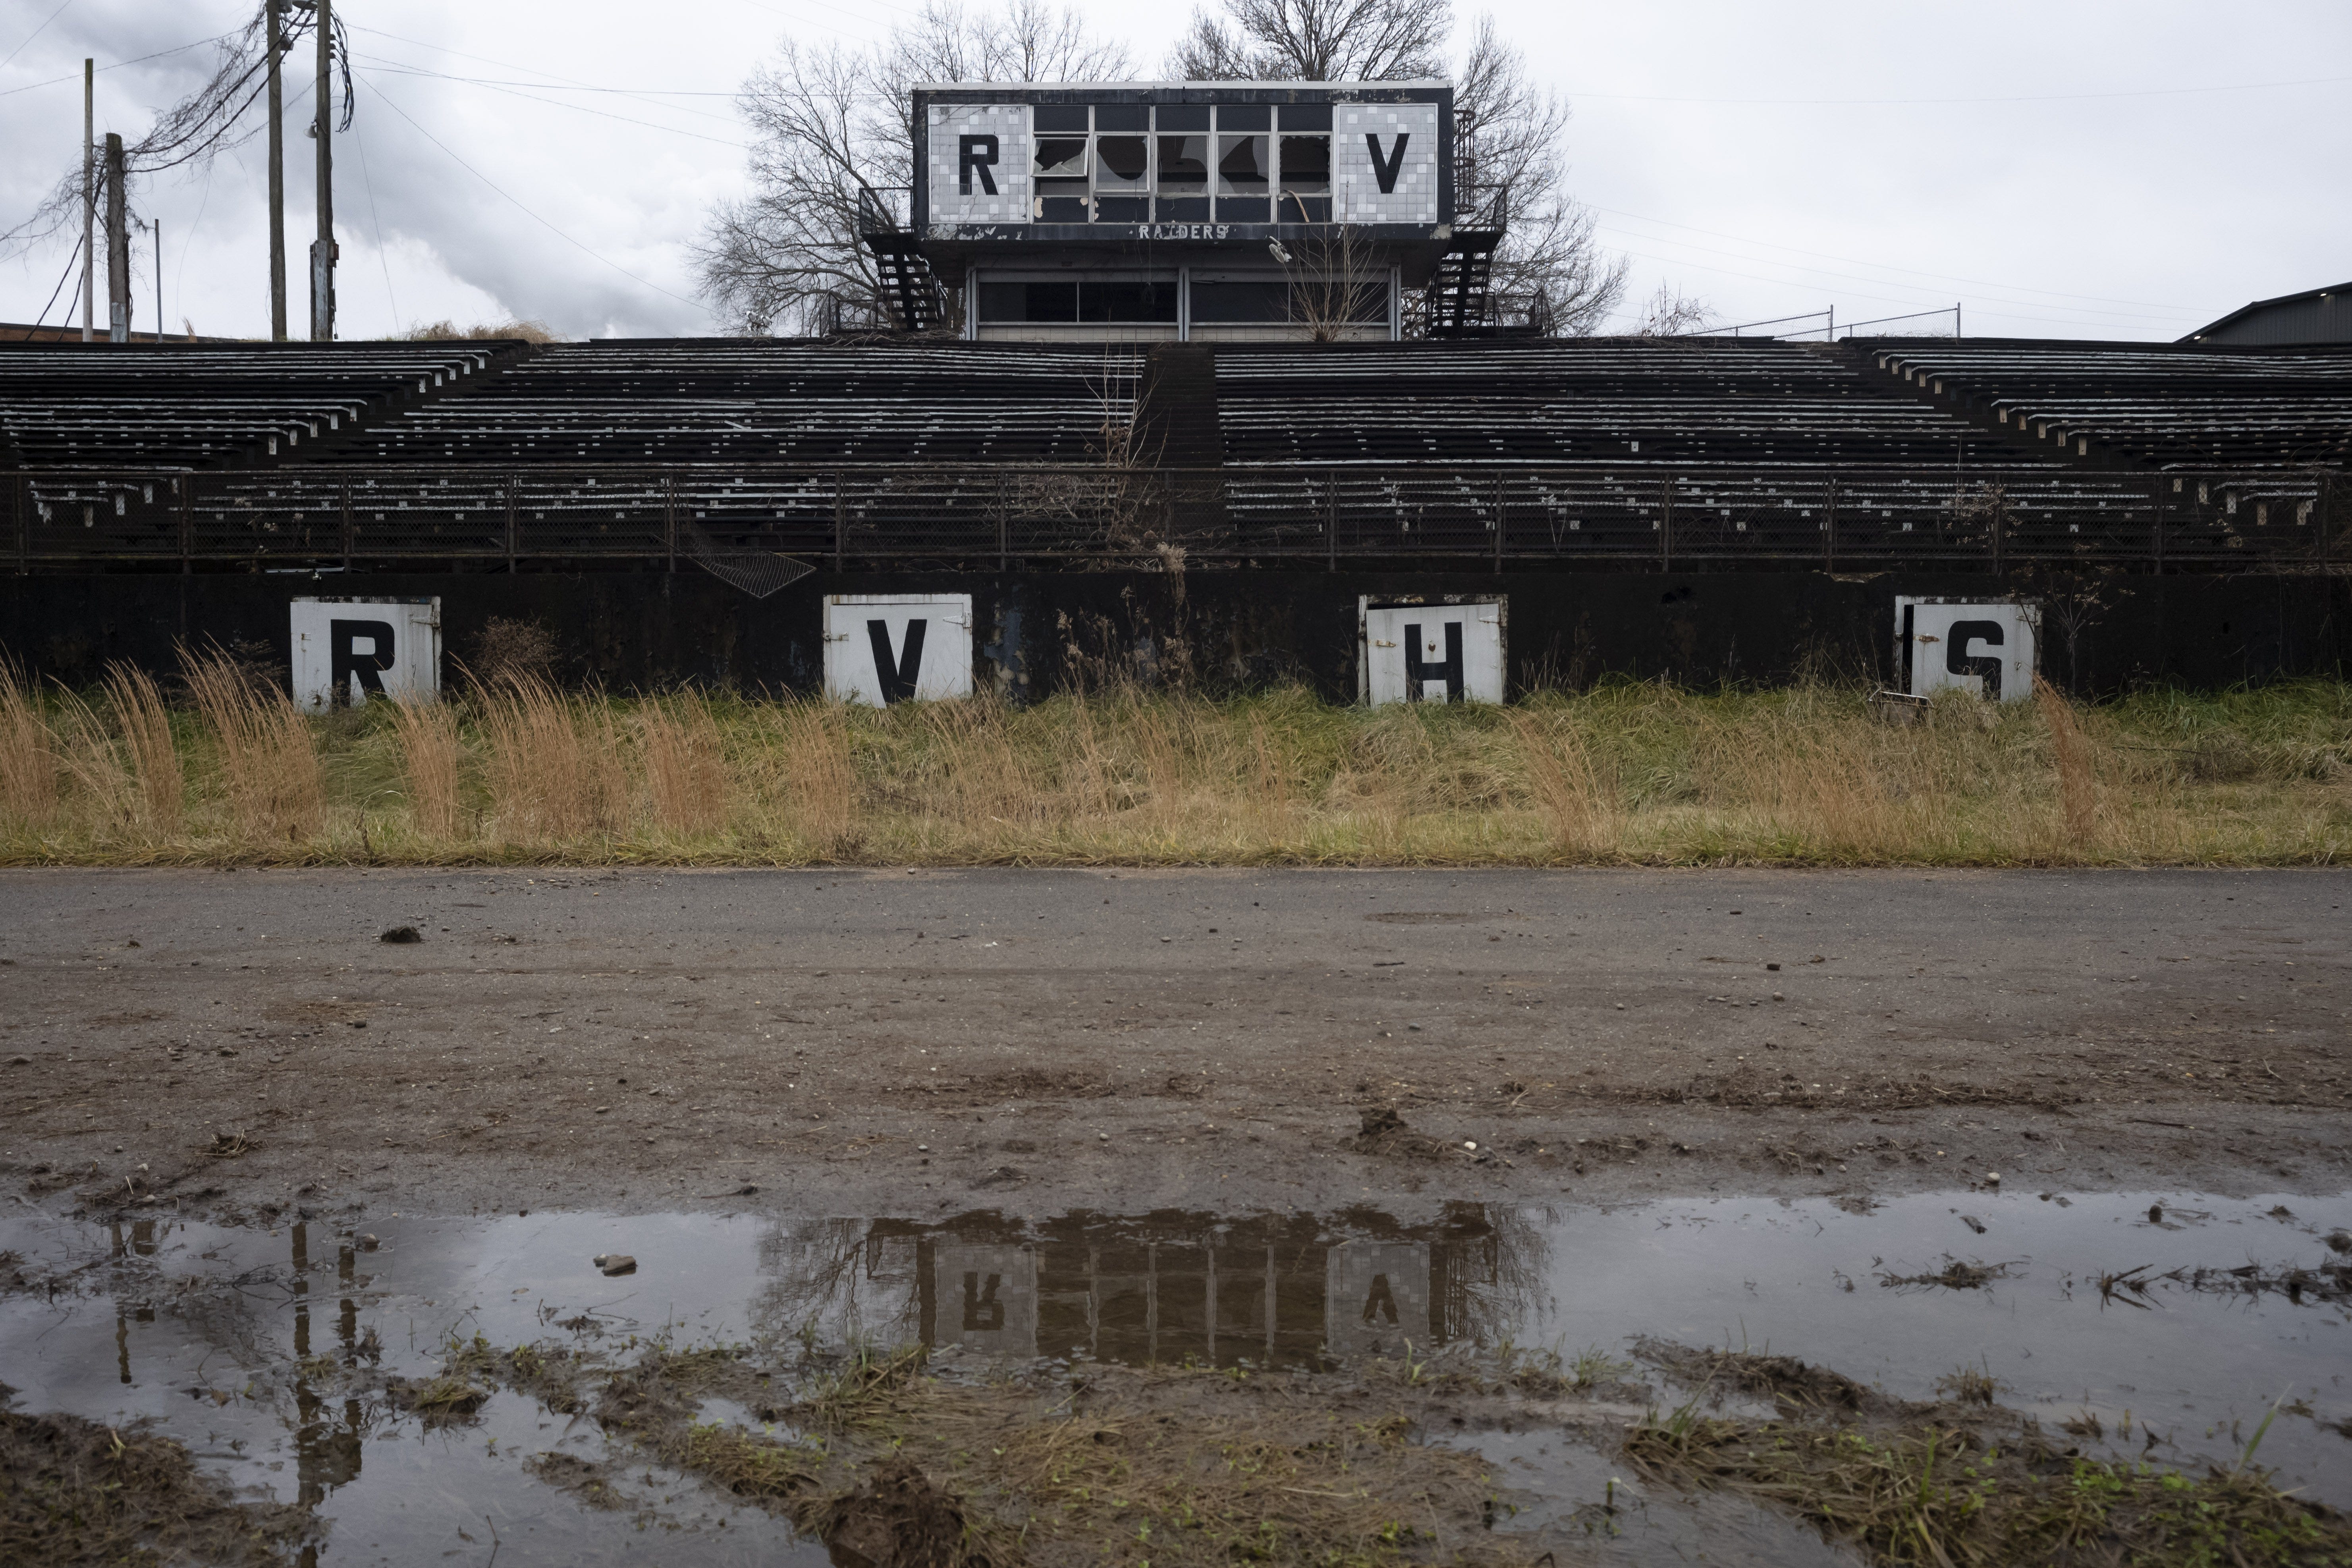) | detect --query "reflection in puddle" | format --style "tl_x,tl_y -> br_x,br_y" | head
3,1189 -> 2346,1566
